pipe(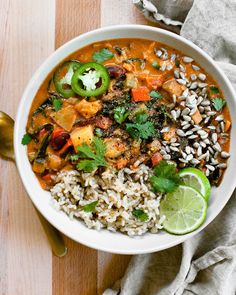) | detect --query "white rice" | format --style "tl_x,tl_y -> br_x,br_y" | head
50,164 -> 165,236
